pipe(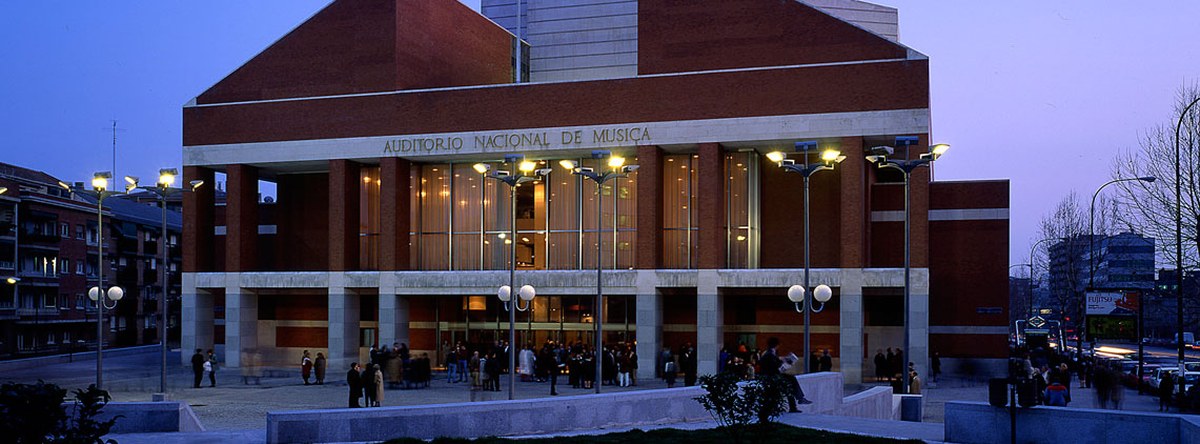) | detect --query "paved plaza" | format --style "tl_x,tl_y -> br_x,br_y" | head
2,346 -> 1178,443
